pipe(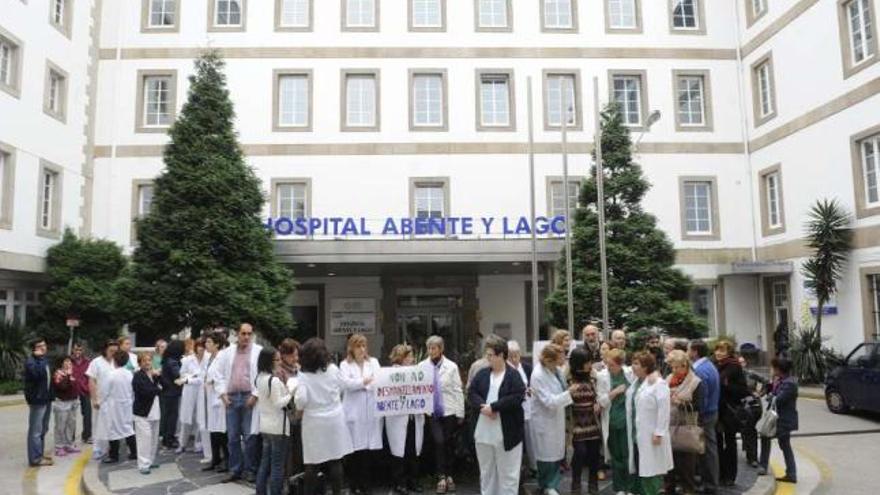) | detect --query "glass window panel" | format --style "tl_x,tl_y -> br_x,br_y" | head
414,185 -> 444,218
544,0 -> 573,29
138,185 -> 154,216
672,0 -> 698,28
848,0 -> 876,64
347,0 -> 376,27
0,42 -> 12,86
40,171 -> 55,230
864,137 -> 880,205
54,0 -> 65,26
413,74 -> 443,126
412,0 -> 441,27
546,74 -> 577,127
216,0 -> 242,26
346,75 -> 376,127
144,76 -> 172,126
677,76 -> 705,126
480,75 -> 510,126
608,0 -> 637,28
279,74 -> 309,126
150,0 -> 176,26
684,181 -> 712,234
277,183 -> 307,219
612,75 -> 642,126
281,0 -> 309,27
479,0 -> 508,27
757,63 -> 773,117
